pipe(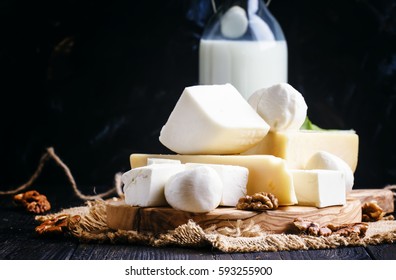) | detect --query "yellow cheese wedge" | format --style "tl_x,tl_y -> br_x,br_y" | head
130,153 -> 297,206
242,130 -> 359,172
